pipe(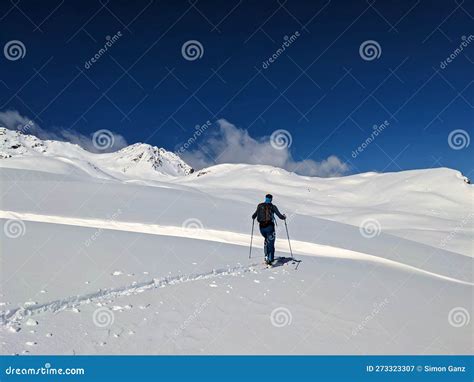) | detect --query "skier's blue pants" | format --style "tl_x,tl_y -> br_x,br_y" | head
259,224 -> 276,262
